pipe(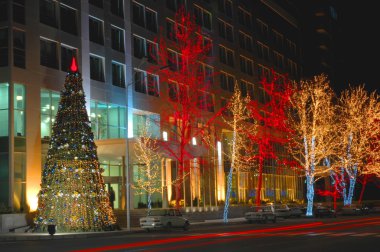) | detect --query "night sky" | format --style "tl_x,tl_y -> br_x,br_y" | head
336,2 -> 380,93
